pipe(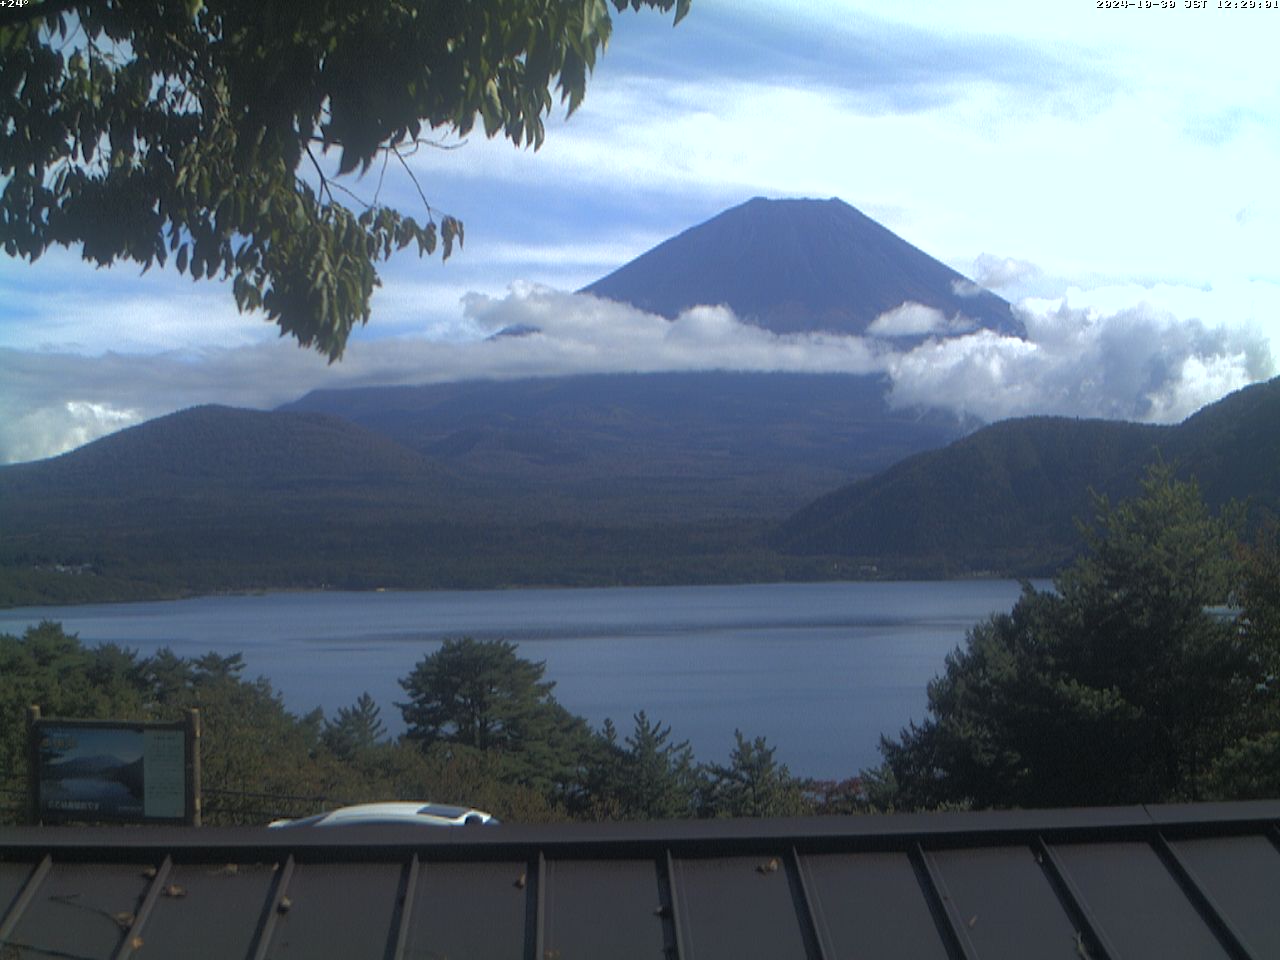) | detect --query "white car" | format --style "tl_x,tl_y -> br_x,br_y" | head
267,802 -> 499,828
